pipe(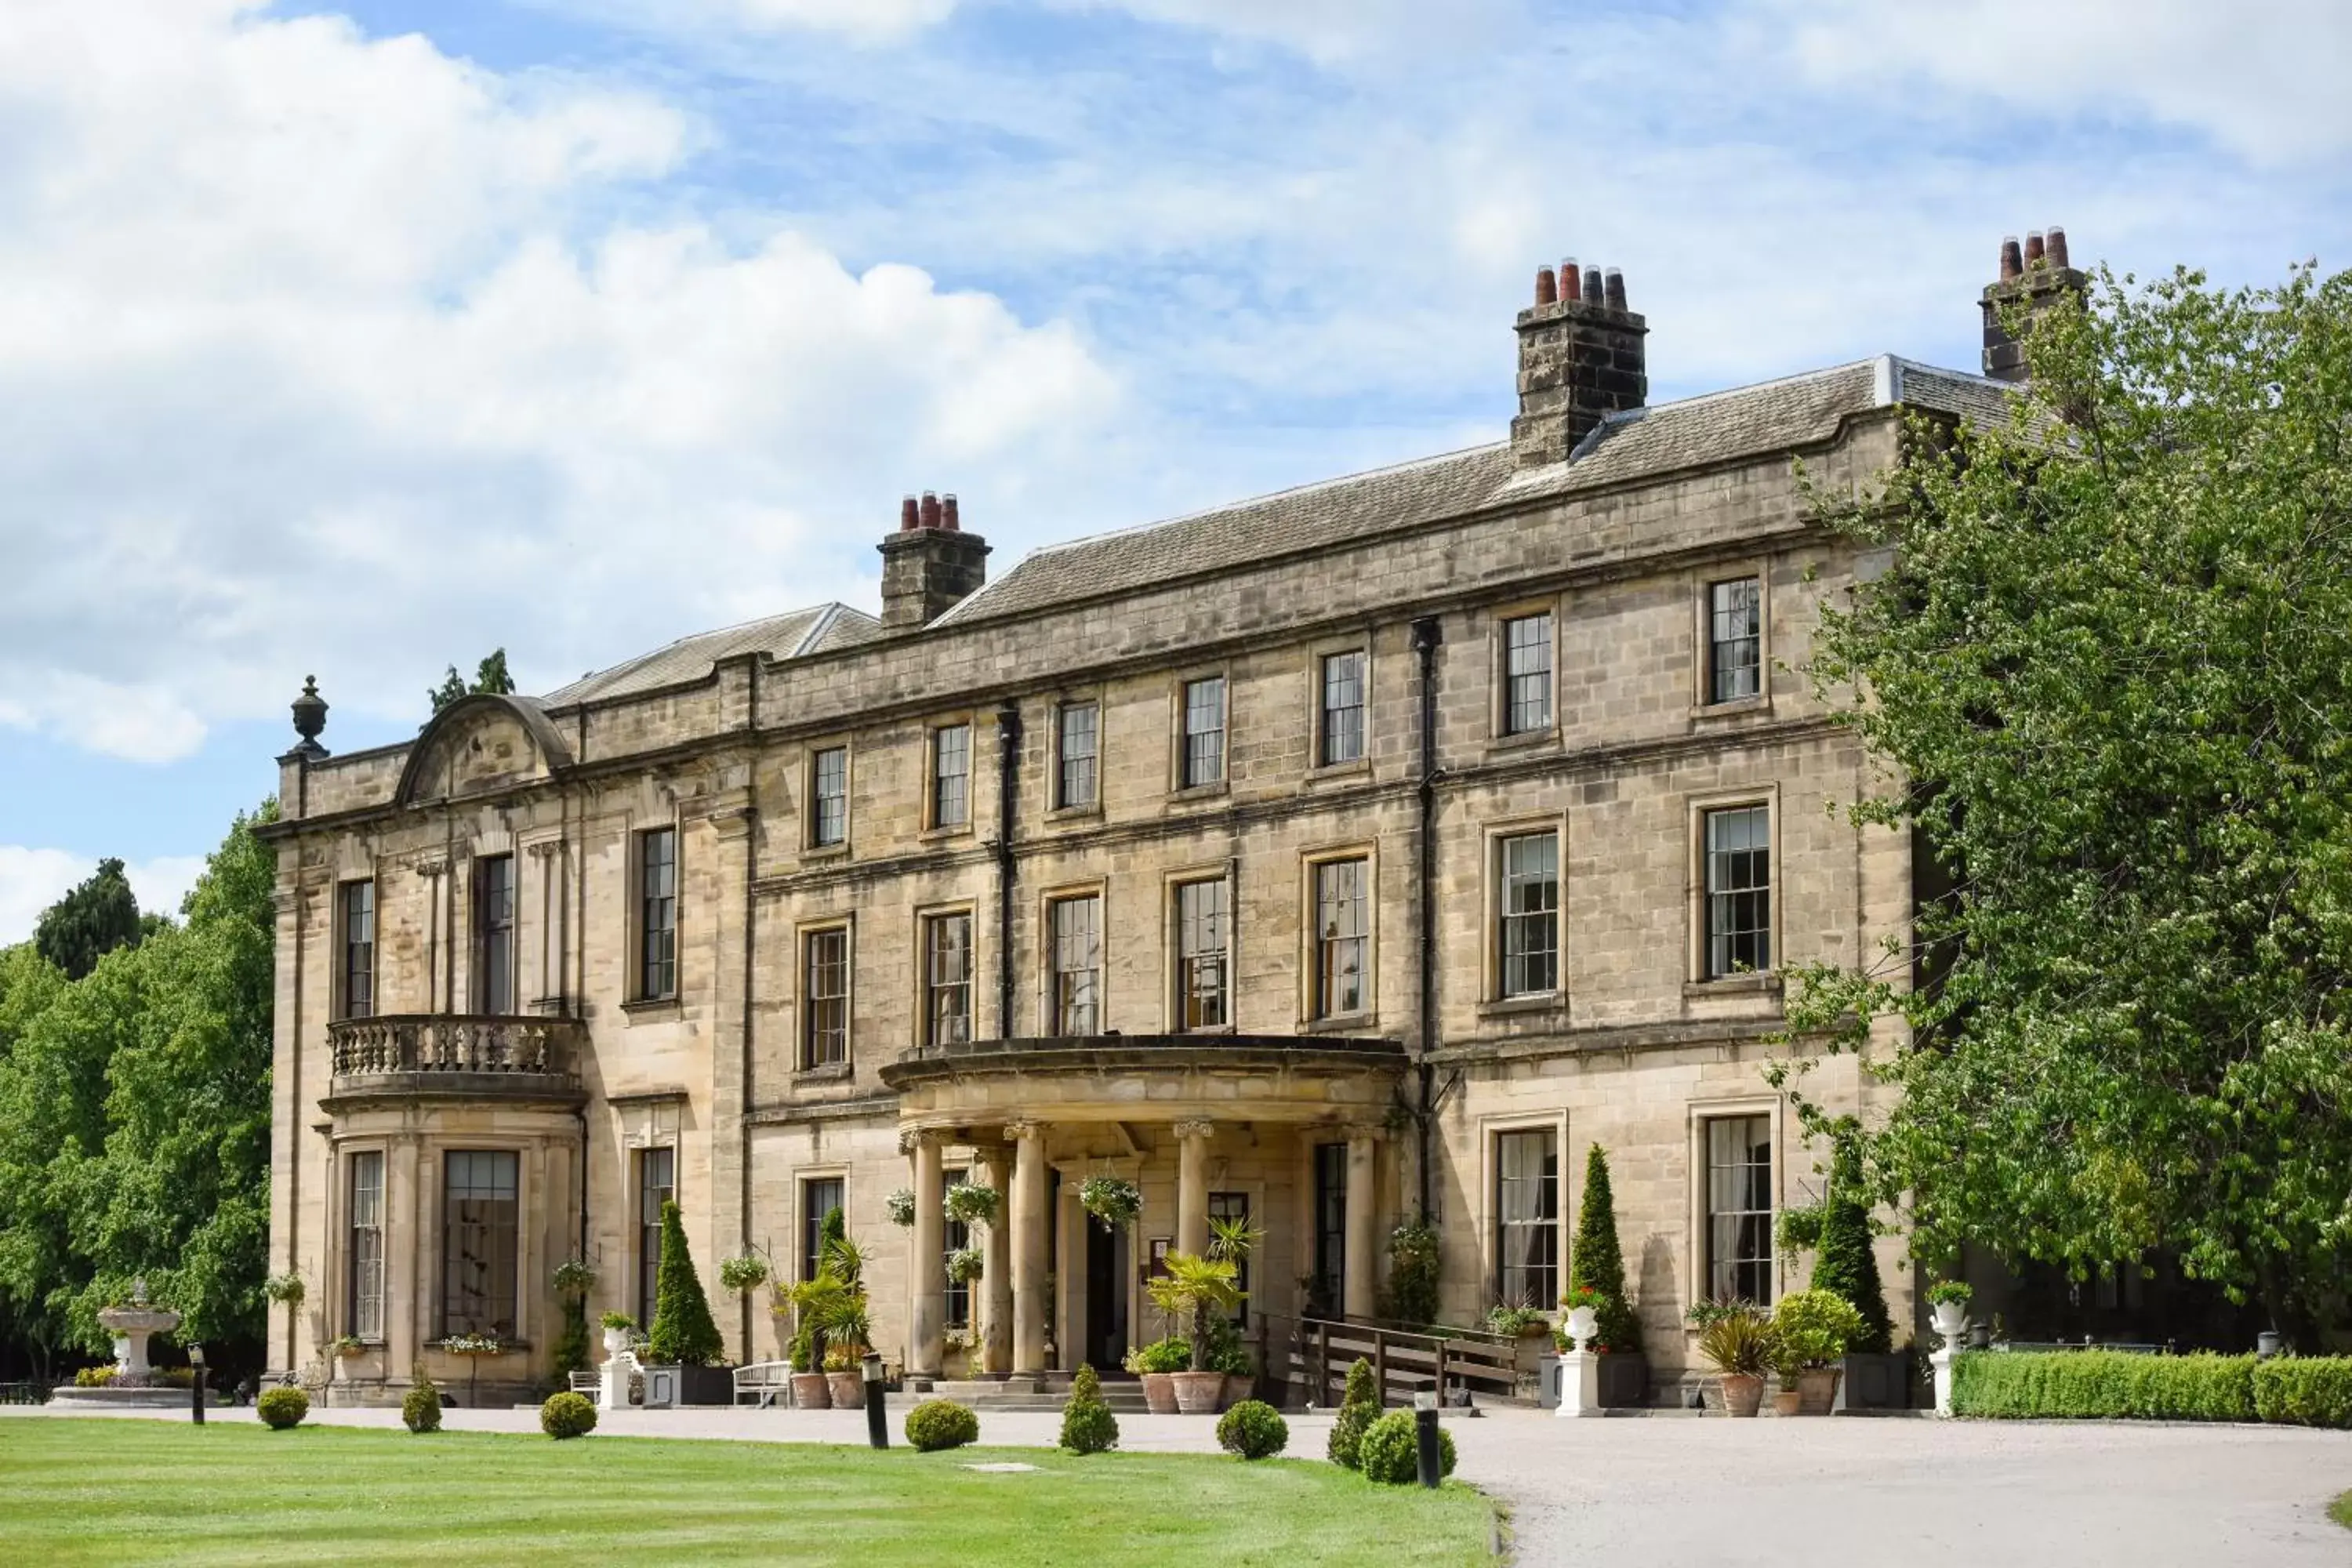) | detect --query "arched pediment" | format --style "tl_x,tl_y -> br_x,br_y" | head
396,695 -> 573,807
